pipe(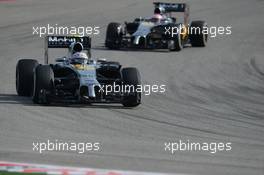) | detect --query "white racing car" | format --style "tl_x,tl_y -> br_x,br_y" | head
105,2 -> 208,51
16,36 -> 141,107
